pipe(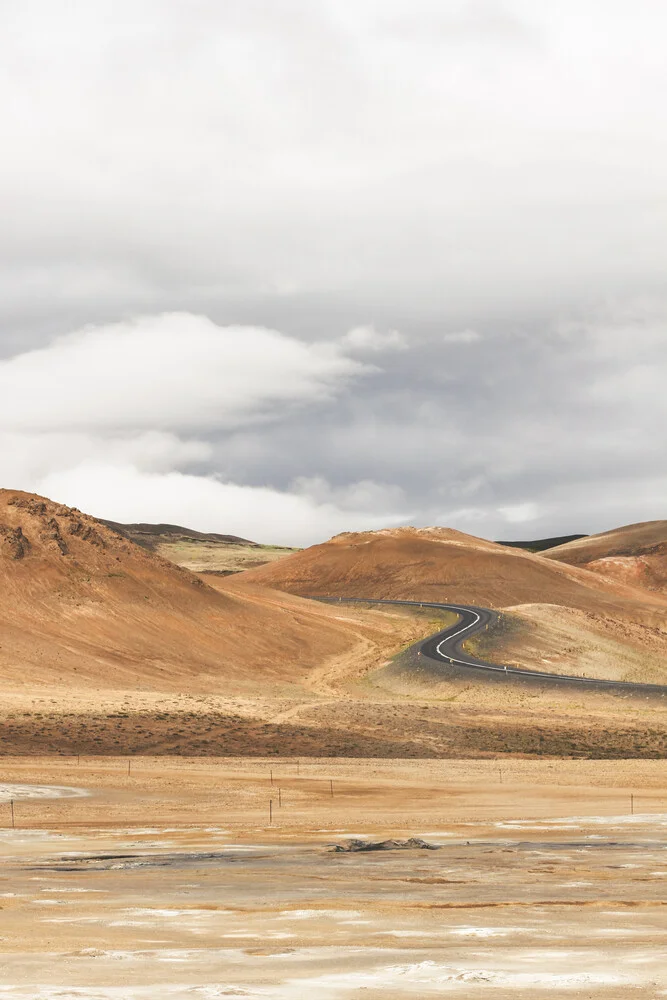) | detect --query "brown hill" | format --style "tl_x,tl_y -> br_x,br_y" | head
0,490 -> 417,697
543,520 -> 667,594
240,526 -> 667,623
